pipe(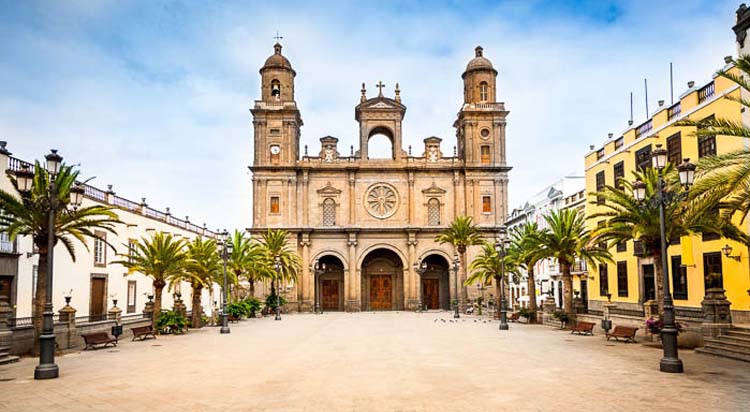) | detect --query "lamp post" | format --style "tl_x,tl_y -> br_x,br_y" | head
476,282 -> 487,316
413,260 -> 427,312
495,224 -> 510,331
274,255 -> 282,321
632,145 -> 695,374
12,151 -> 84,380
452,253 -> 460,318
218,230 -> 233,334
312,260 -> 326,314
